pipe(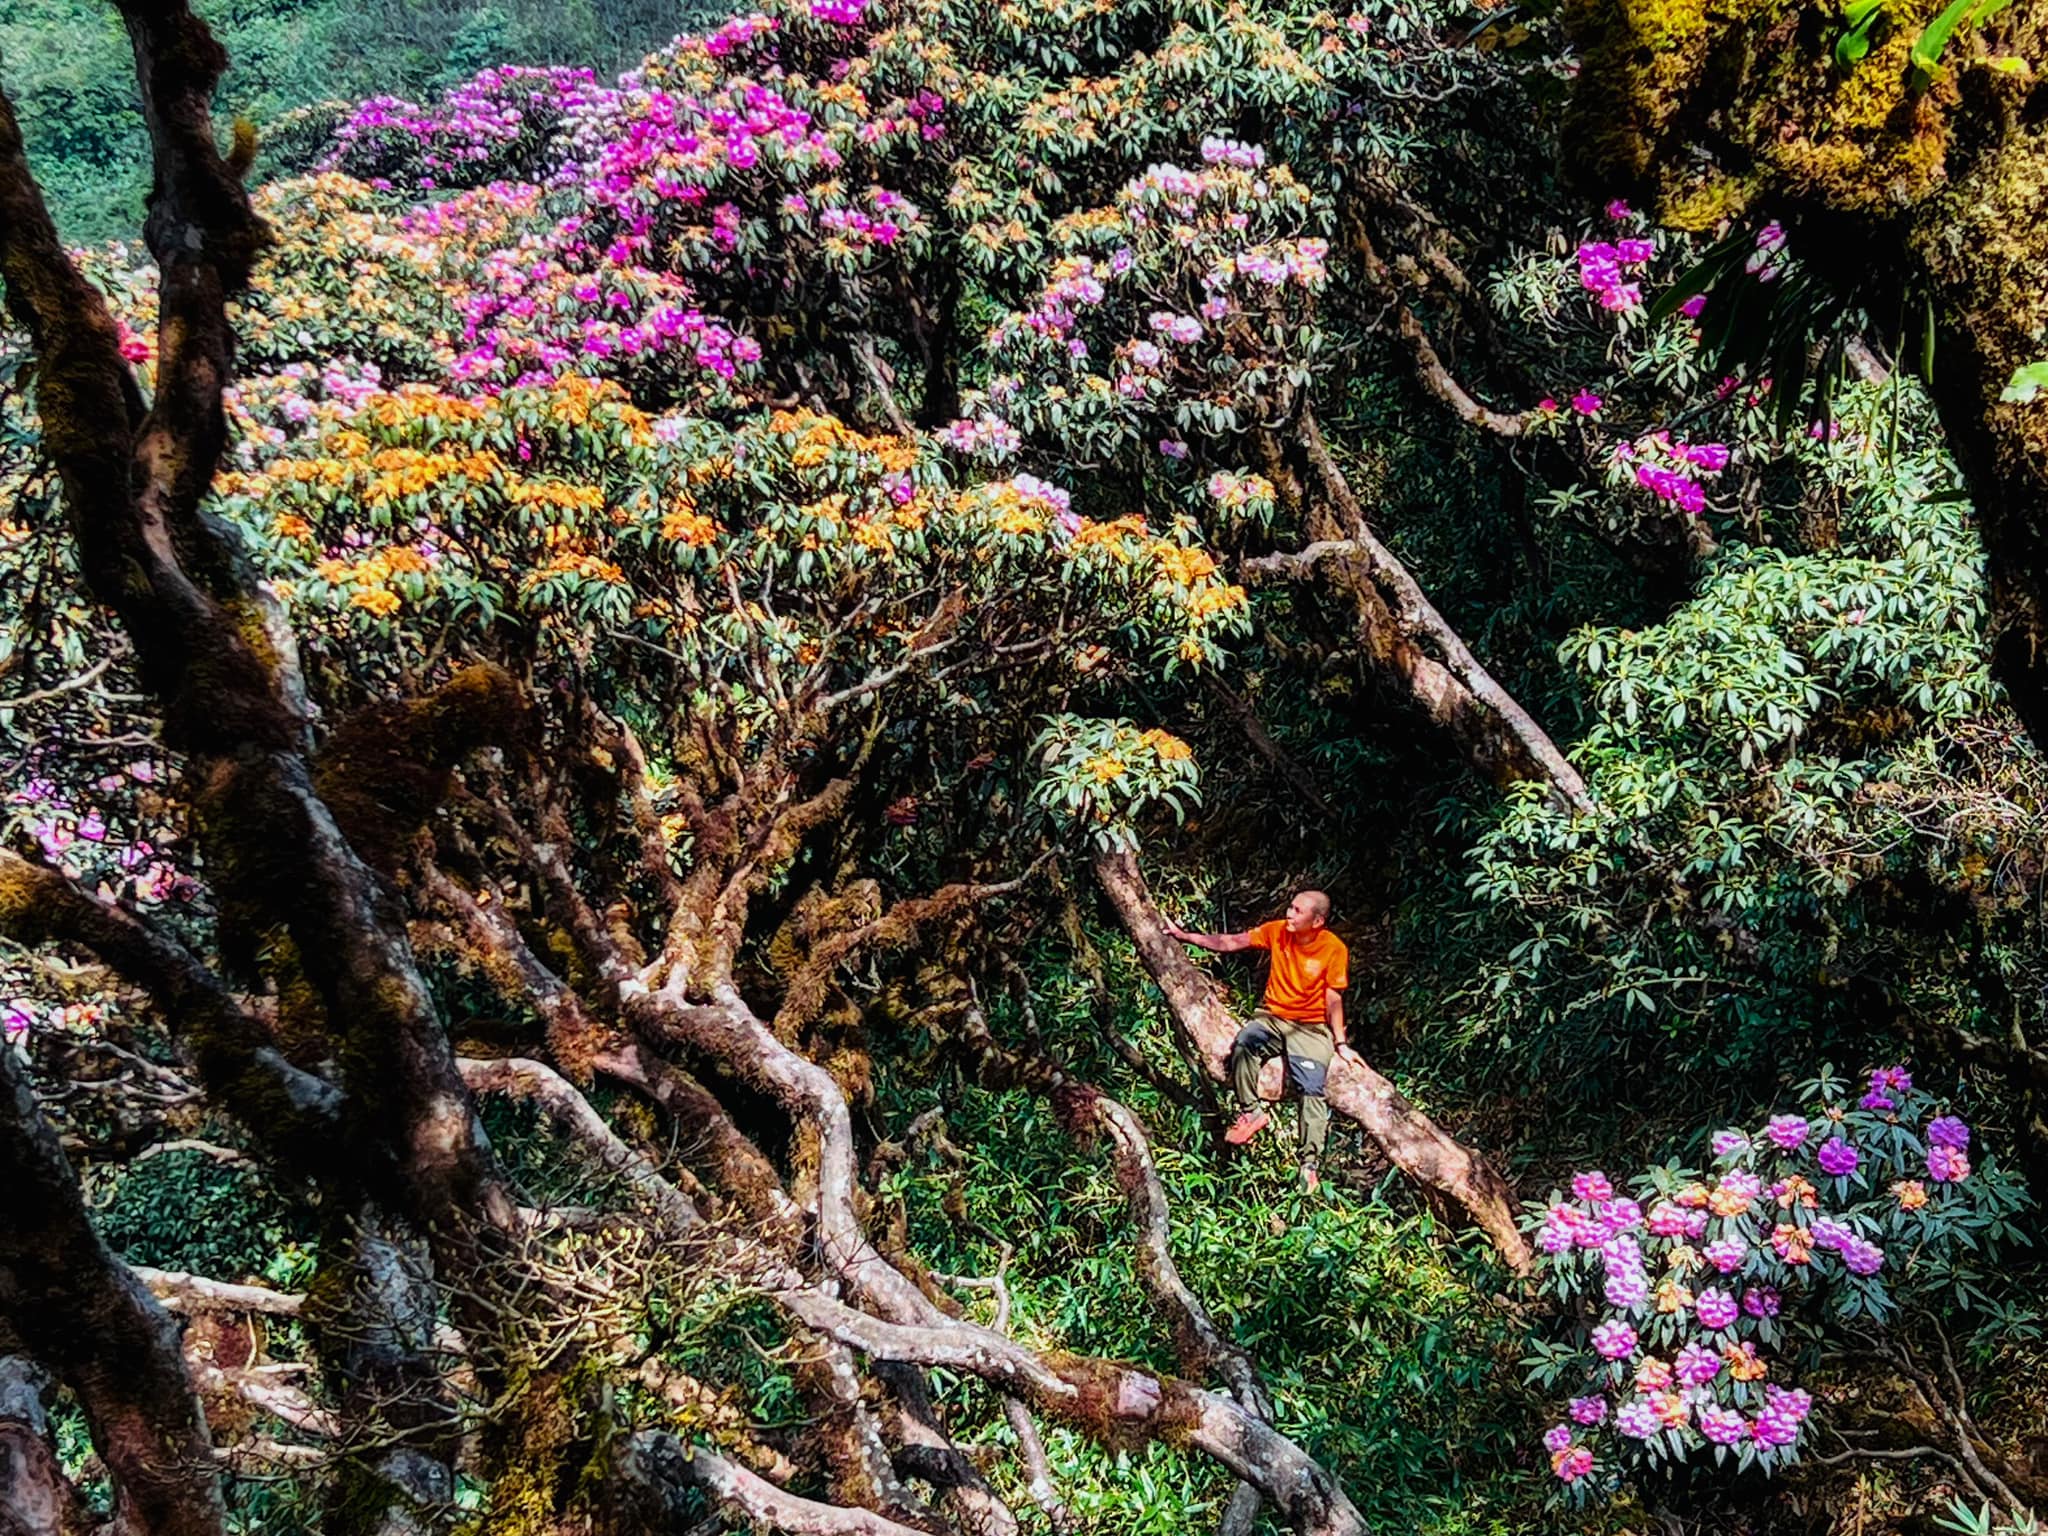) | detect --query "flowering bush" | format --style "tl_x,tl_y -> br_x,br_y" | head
1523,1066 -> 2031,1498
1031,715 -> 1200,850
